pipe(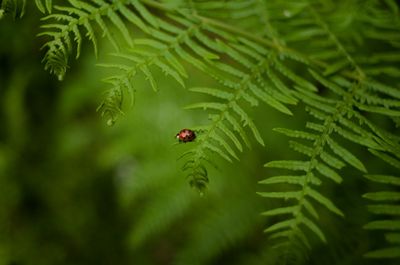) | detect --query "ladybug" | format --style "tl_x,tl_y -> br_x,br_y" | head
176,128 -> 196,143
